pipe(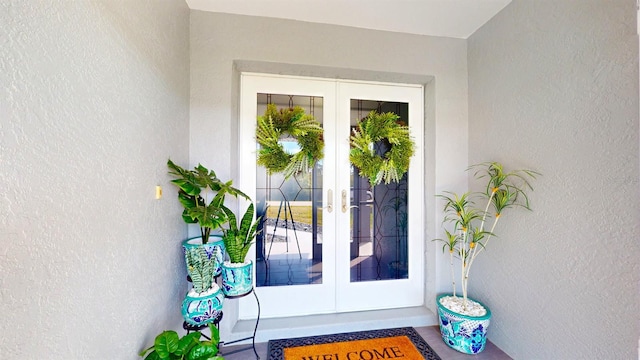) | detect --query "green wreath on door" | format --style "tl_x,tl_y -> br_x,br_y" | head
256,104 -> 324,179
350,111 -> 415,186
256,105 -> 413,186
